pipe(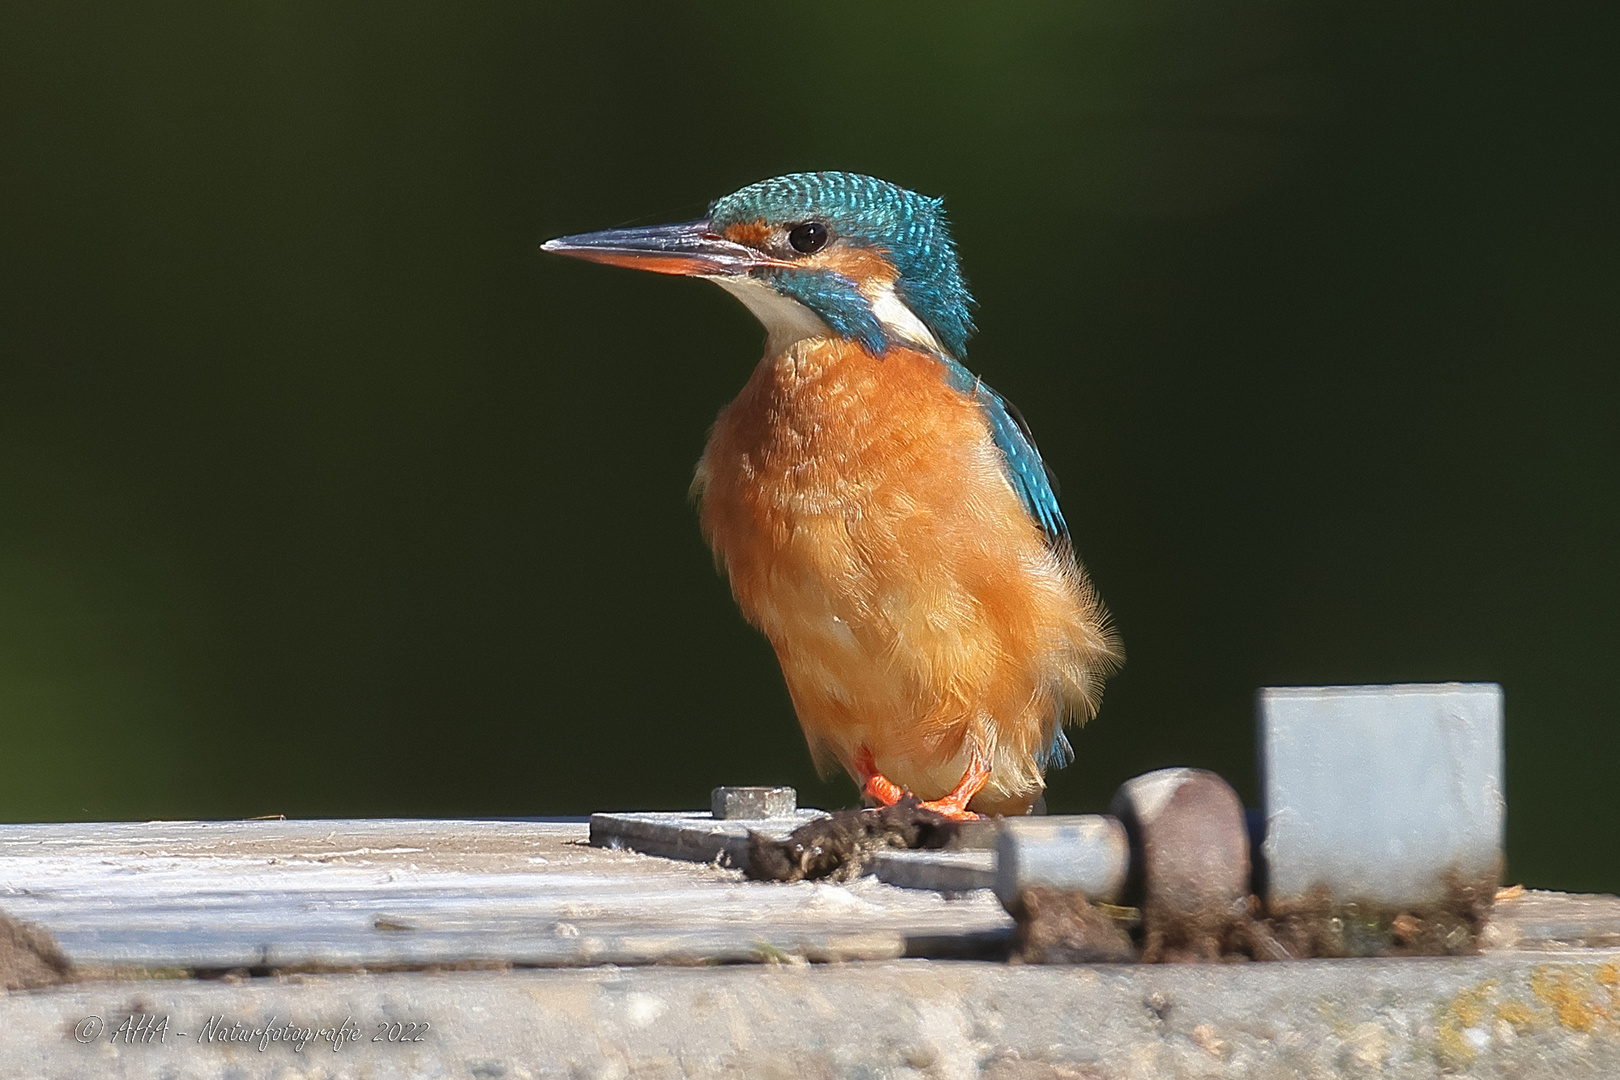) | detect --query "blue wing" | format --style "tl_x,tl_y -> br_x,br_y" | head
941,357 -> 1079,773
939,357 -> 1068,545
